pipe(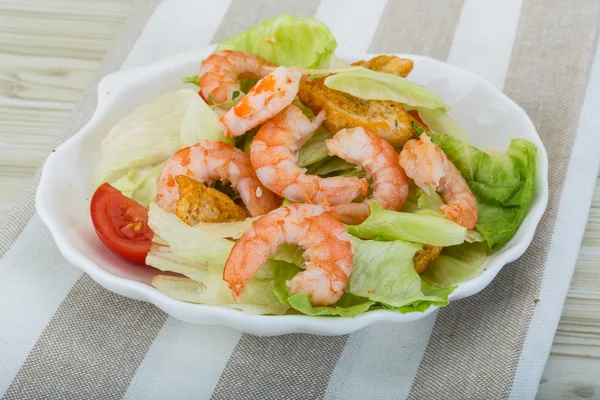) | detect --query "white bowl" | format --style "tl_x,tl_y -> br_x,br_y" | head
36,49 -> 549,336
